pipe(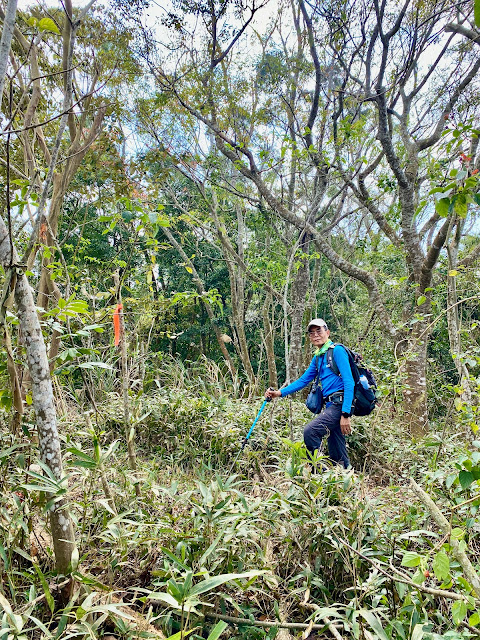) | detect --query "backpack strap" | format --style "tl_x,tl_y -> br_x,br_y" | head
326,344 -> 340,376
327,343 -> 359,382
